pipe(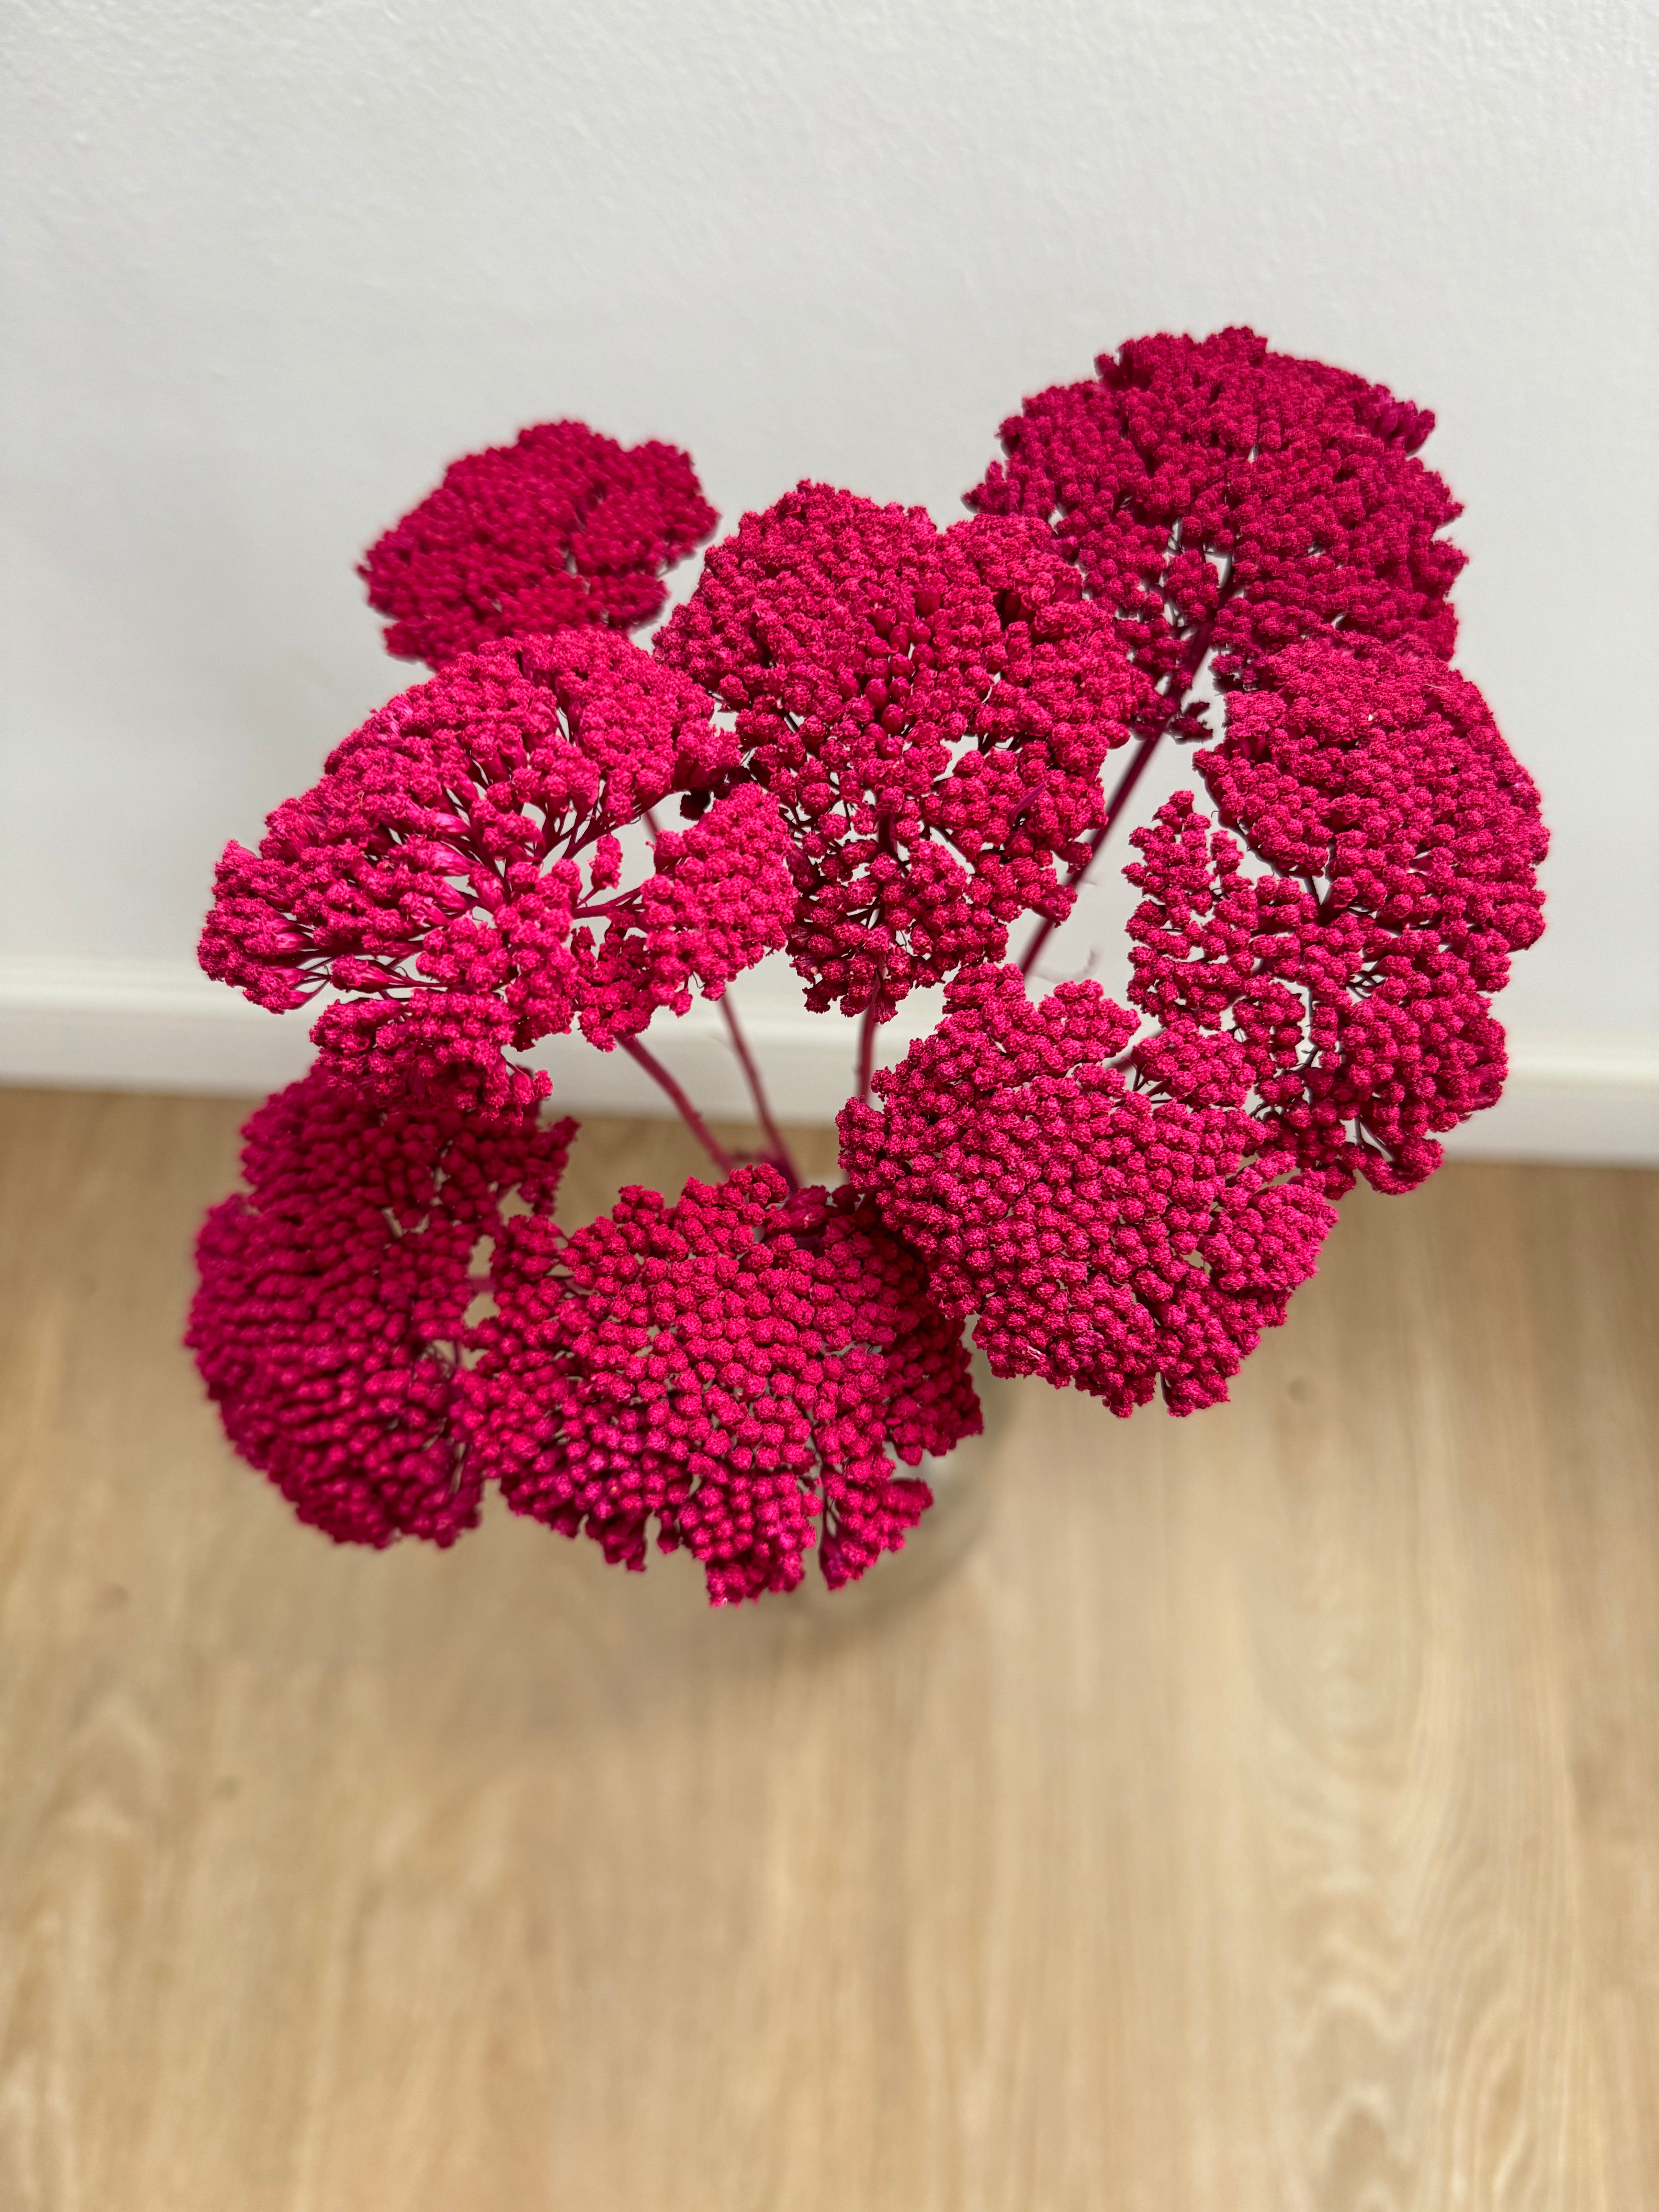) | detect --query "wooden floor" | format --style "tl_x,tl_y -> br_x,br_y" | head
0,1090 -> 1655,2211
